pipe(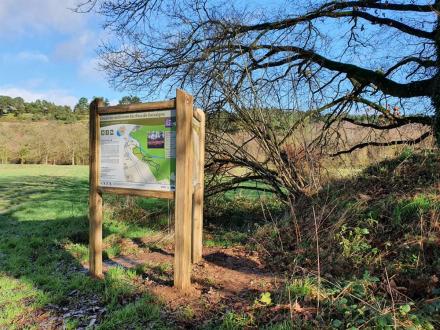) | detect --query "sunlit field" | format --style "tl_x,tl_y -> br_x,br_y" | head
1,154 -> 439,329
